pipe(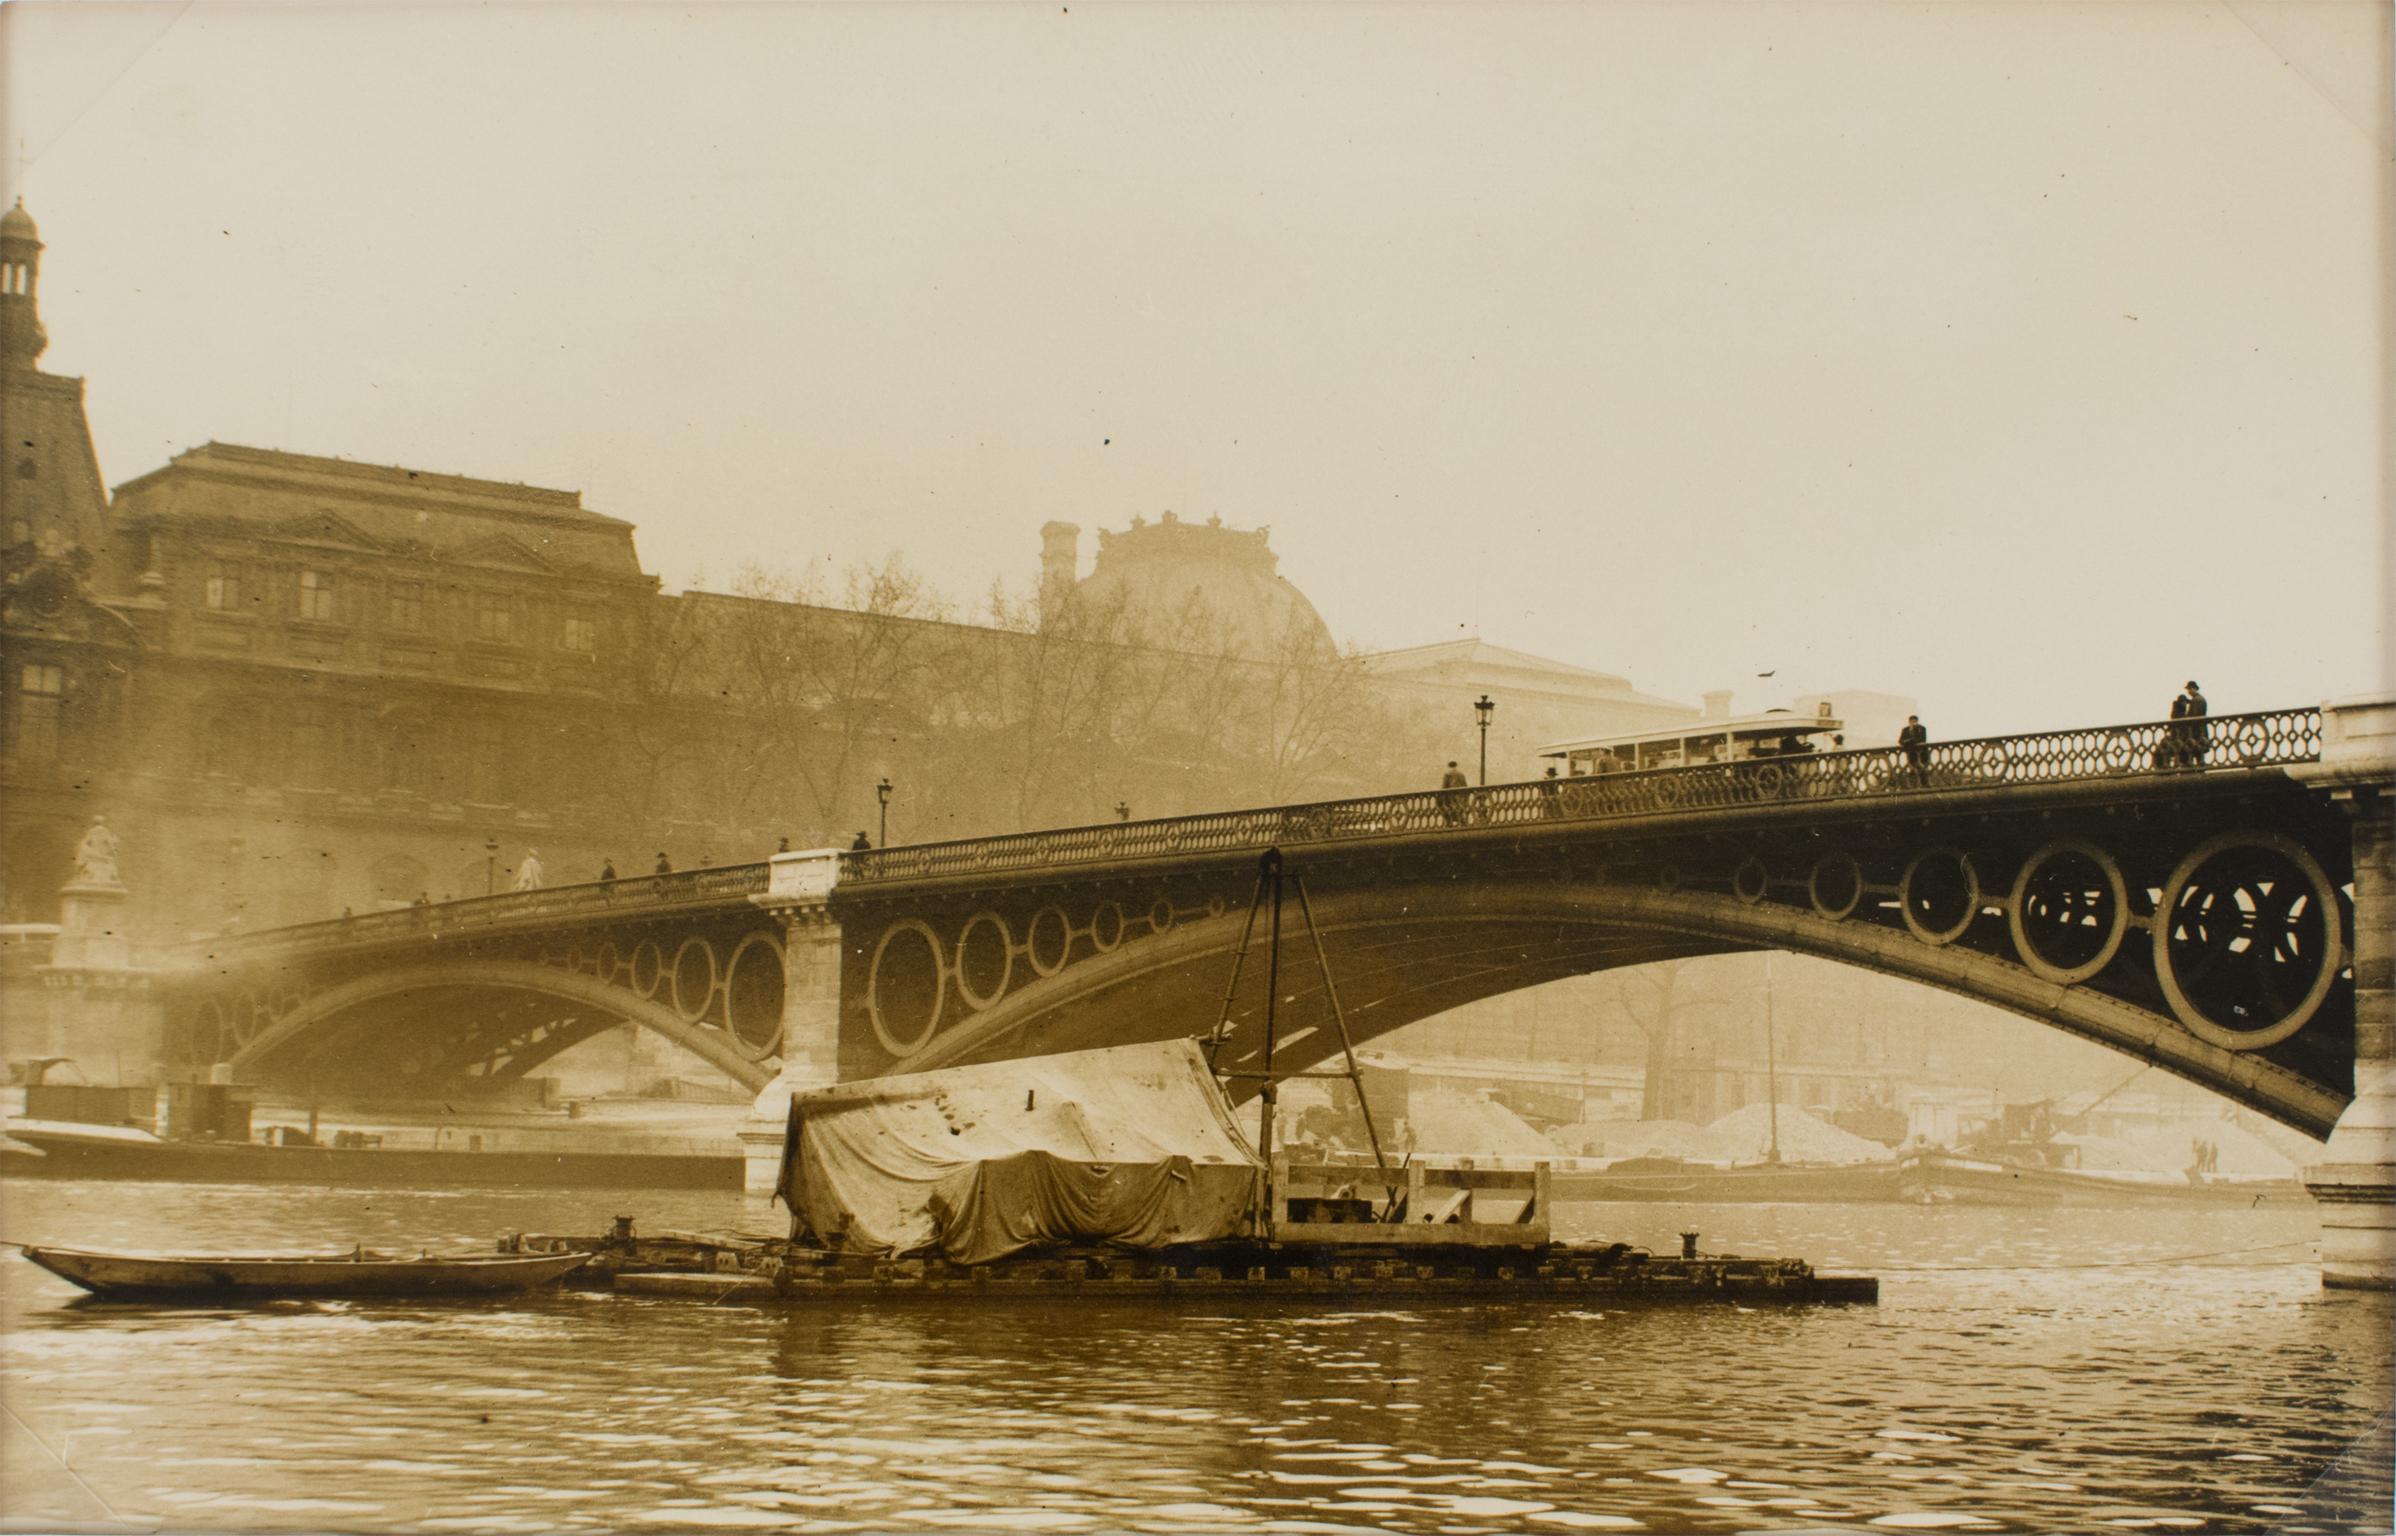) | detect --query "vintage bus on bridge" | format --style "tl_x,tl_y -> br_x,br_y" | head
1538,703 -> 1846,777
